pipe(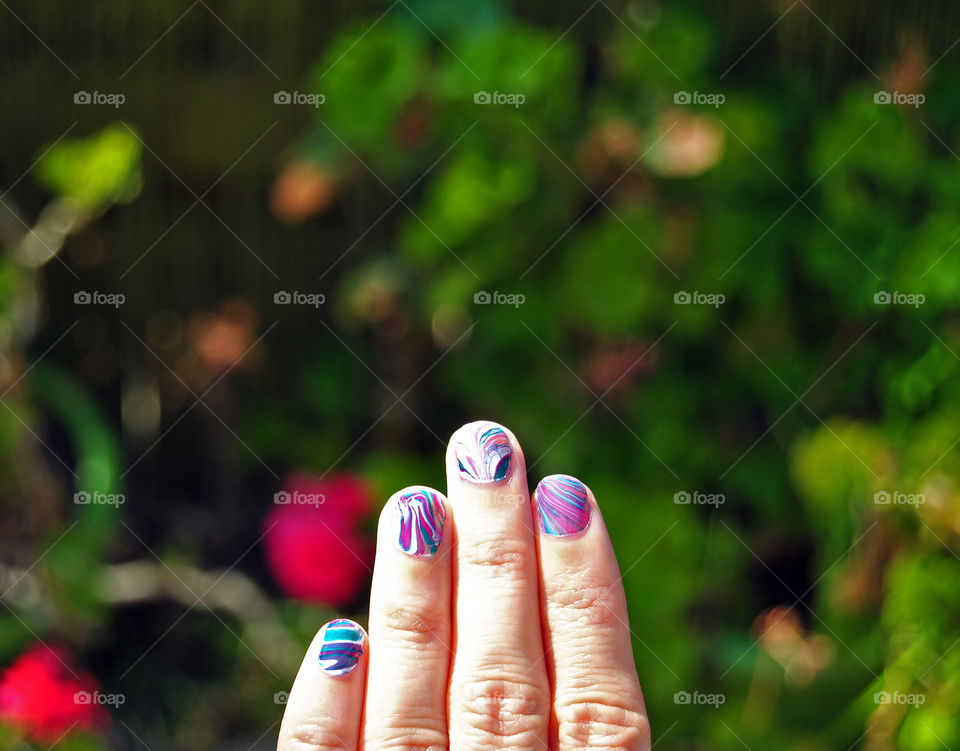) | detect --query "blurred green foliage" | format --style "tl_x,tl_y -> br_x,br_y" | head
35,123 -> 142,210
